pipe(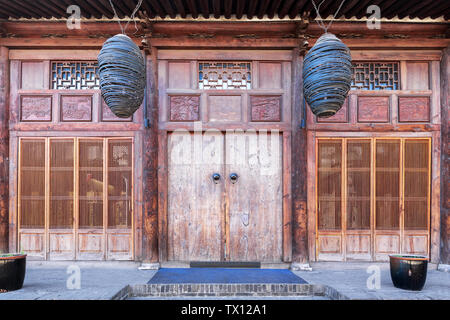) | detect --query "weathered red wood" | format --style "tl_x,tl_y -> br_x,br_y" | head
141,52 -> 159,263
291,49 -> 308,263
20,95 -> 52,122
440,45 -> 450,264
0,47 -> 8,252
